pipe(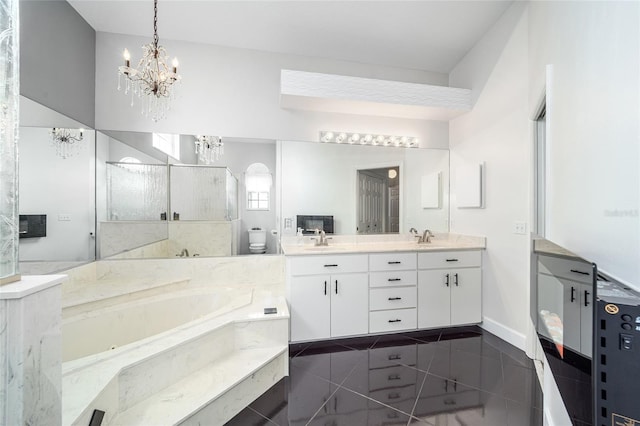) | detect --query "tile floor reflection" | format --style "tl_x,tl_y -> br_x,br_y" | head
226,326 -> 543,426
